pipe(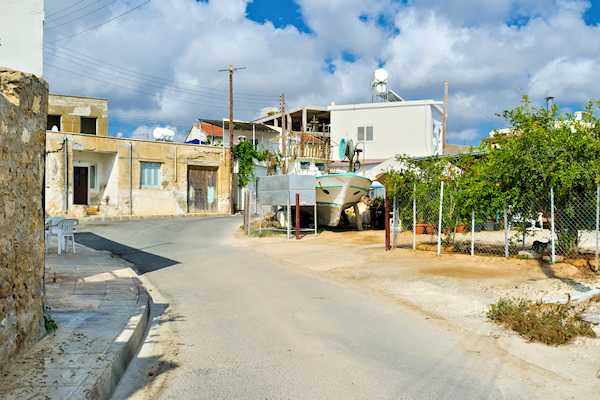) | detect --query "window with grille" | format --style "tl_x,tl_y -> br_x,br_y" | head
140,162 -> 161,188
